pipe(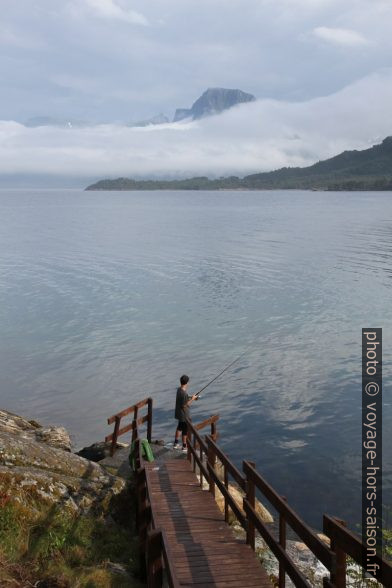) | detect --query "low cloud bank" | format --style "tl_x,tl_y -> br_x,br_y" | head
1,70 -> 392,181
